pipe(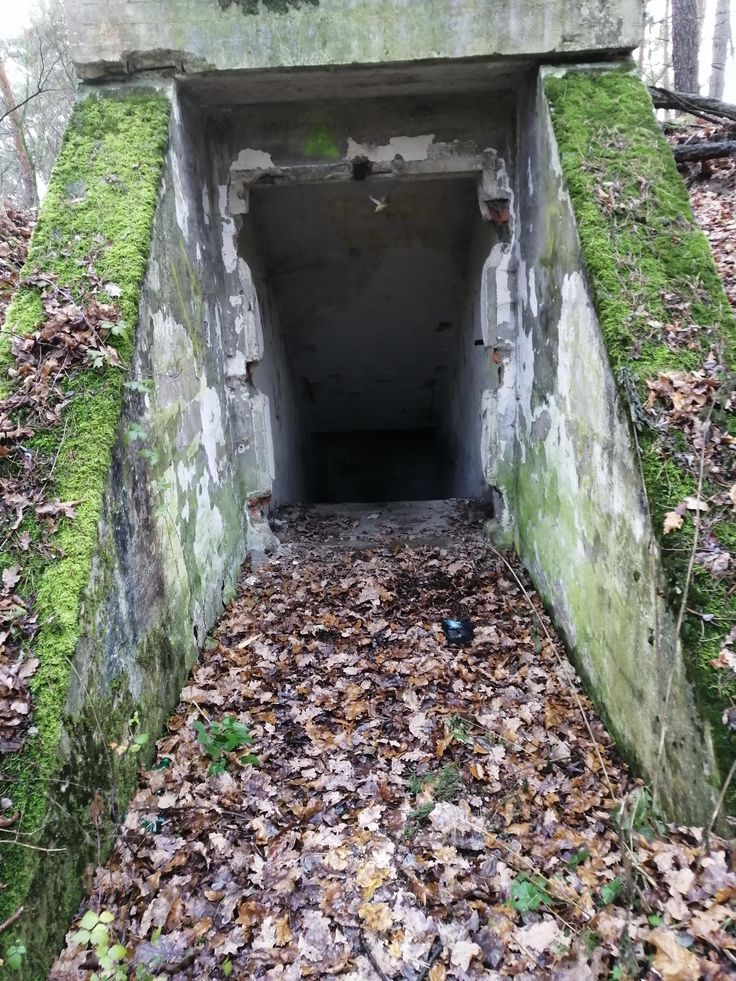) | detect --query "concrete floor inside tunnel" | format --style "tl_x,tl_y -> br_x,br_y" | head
241,175 -> 496,505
